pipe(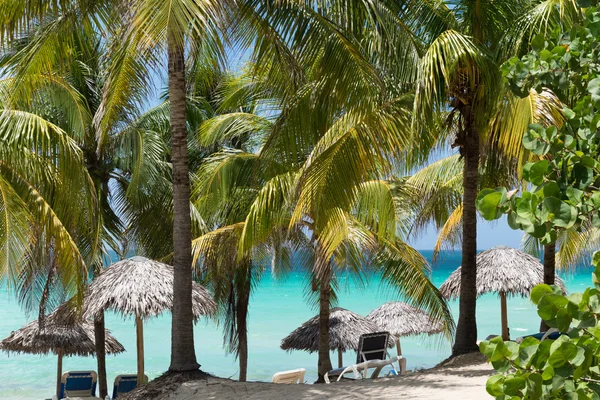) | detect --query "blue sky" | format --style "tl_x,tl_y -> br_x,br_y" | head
409,215 -> 523,250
